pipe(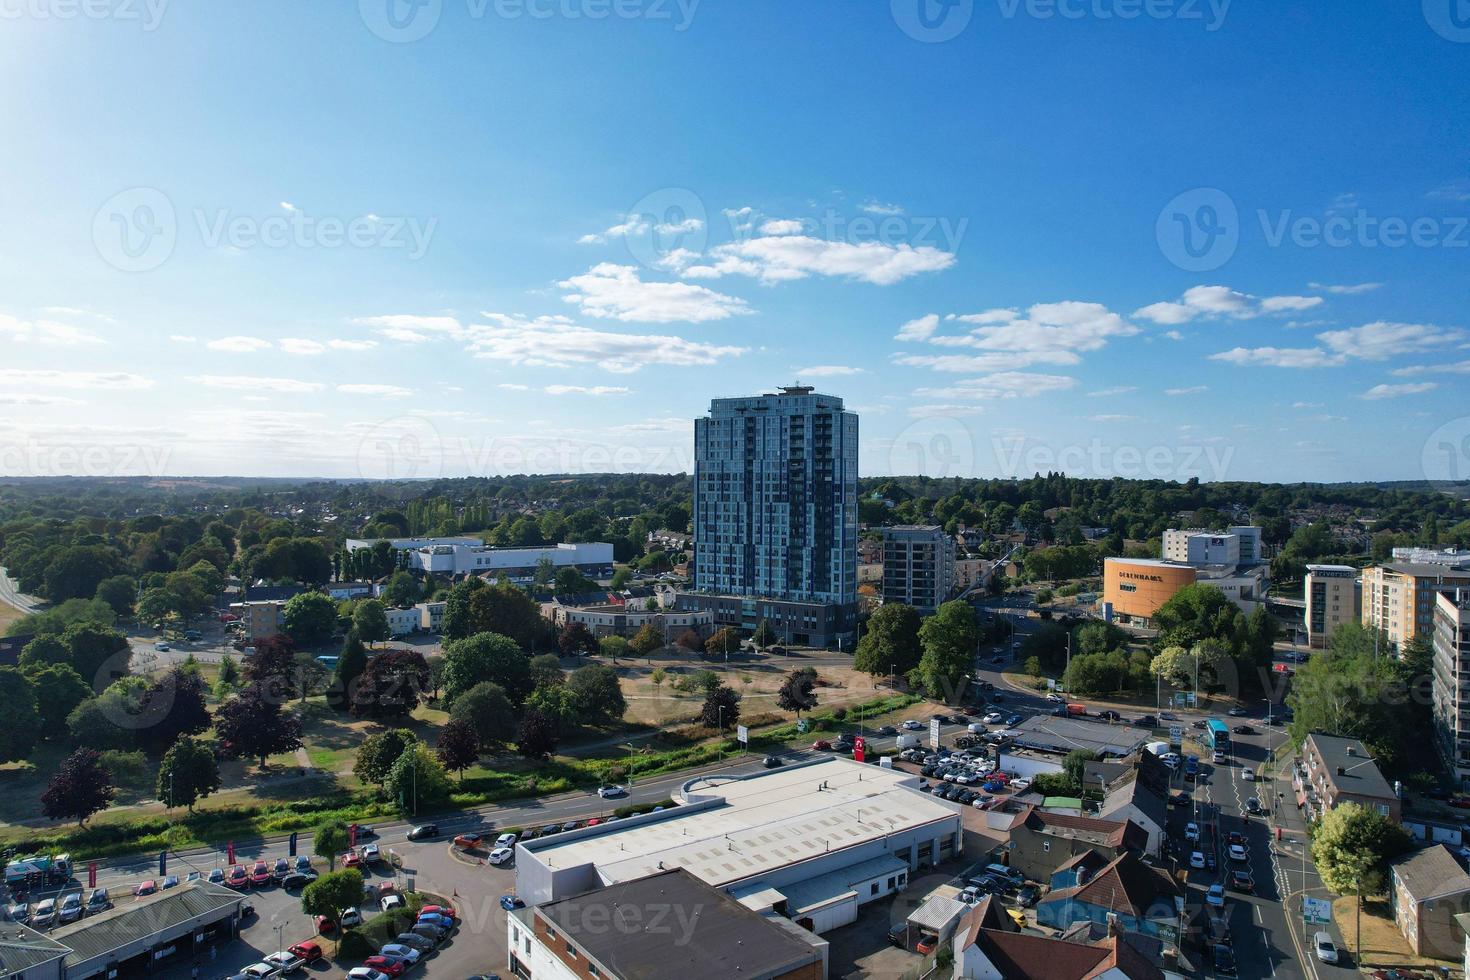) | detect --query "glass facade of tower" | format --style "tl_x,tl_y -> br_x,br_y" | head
692,387 -> 858,606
